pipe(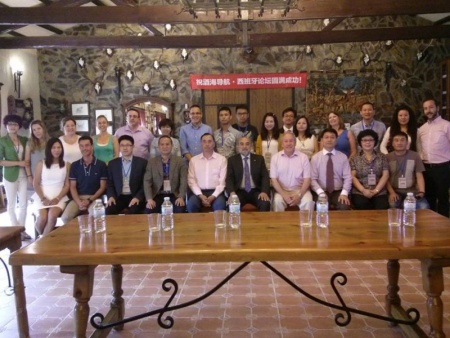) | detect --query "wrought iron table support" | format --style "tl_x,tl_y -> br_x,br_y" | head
91,260 -> 420,330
